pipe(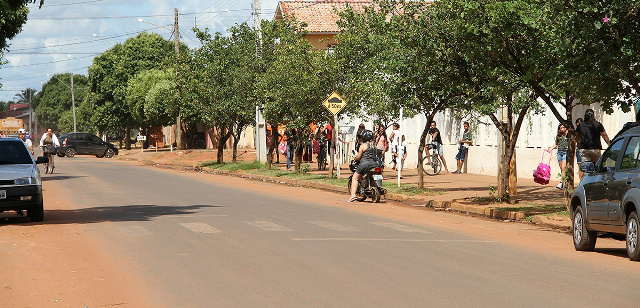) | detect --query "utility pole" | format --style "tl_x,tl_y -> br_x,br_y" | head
253,0 -> 267,163
71,74 -> 76,132
174,8 -> 182,150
